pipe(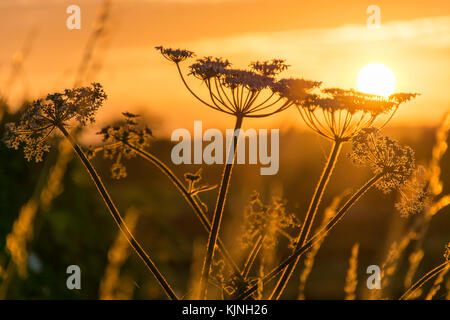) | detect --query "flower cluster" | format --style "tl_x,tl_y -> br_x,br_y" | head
189,56 -> 231,80
304,89 -> 417,115
250,59 -> 289,76
94,112 -> 153,179
4,83 -> 106,162
221,69 -> 274,91
155,46 -> 195,63
297,89 -> 418,141
272,78 -> 322,103
240,193 -> 299,250
395,166 -> 431,218
349,128 -> 415,193
157,46 -> 320,118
